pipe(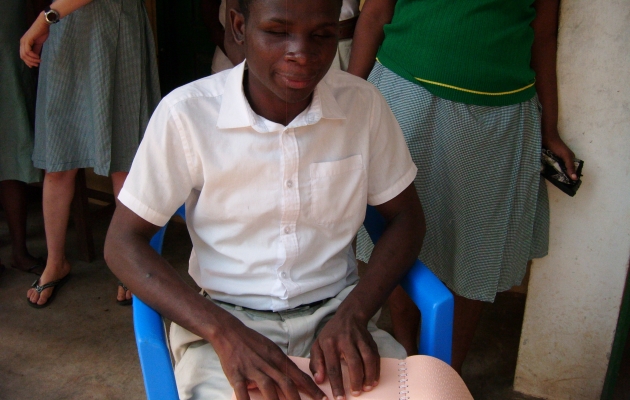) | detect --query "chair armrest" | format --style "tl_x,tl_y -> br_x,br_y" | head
133,295 -> 179,400
363,205 -> 453,363
133,214 -> 184,400
400,260 -> 453,364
